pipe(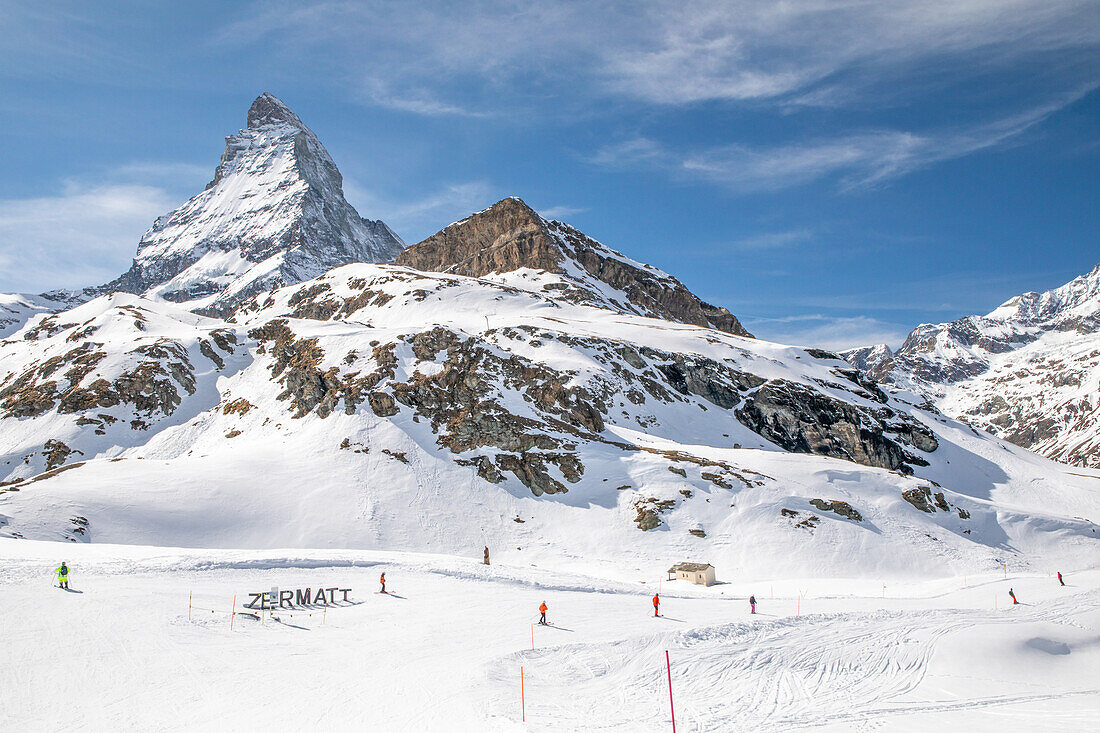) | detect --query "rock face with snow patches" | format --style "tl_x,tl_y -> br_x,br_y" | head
844,264 -> 1100,468
396,196 -> 750,336
105,93 -> 403,316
